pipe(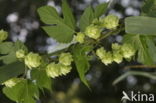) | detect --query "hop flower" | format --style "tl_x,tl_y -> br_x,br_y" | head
112,43 -> 121,50
96,47 -> 106,59
46,63 -> 61,78
3,78 -> 22,88
113,51 -> 123,63
0,30 -> 8,42
100,14 -> 119,29
101,51 -> 113,65
85,25 -> 101,39
75,32 -> 85,43
16,49 -> 26,59
24,52 -> 42,69
59,64 -> 72,75
59,53 -> 73,66
121,43 -> 136,59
